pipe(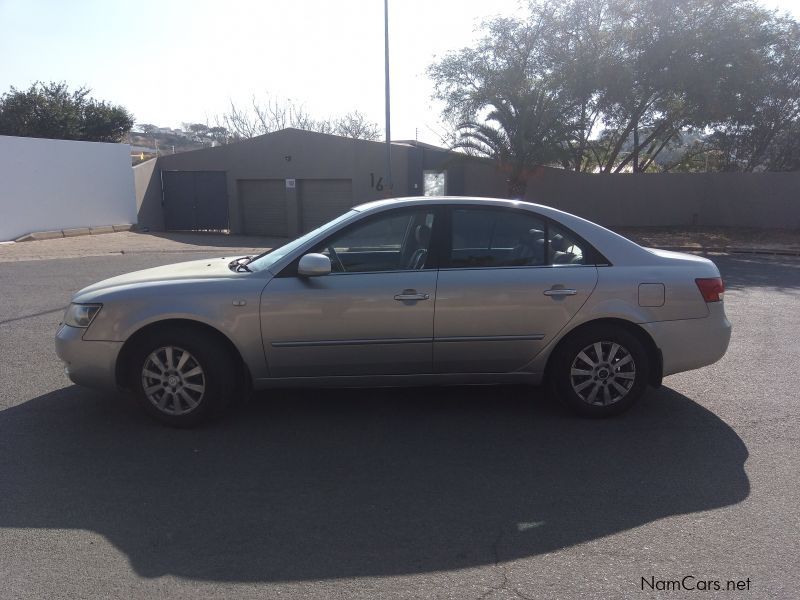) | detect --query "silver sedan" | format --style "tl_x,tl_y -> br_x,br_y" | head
56,197 -> 731,426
